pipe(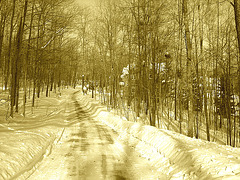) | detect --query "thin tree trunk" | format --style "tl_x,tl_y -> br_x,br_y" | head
0,12 -> 6,69
177,0 -> 183,133
183,0 -> 194,137
23,0 -> 33,116
33,11 -> 42,107
6,0 -> 16,91
234,0 -> 240,148
203,77 -> 210,141
151,37 -> 156,127
227,27 -> 232,146
15,0 -> 28,113
11,17 -> 23,117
